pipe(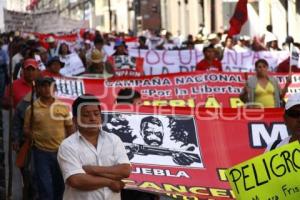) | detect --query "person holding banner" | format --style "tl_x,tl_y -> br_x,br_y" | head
240,59 -> 291,108
58,42 -> 71,62
41,56 -> 65,78
112,40 -> 128,56
196,44 -> 222,72
86,49 -> 114,78
266,93 -> 300,151
46,36 -> 58,59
